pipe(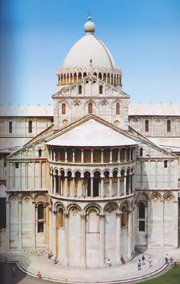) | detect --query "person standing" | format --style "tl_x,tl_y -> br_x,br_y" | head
142,255 -> 145,265
165,254 -> 168,264
138,259 -> 141,270
169,256 -> 173,266
148,257 -> 152,268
